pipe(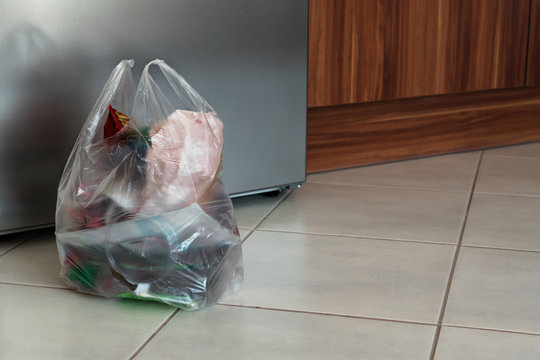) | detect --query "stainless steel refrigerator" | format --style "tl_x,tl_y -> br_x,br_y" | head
0,0 -> 307,234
